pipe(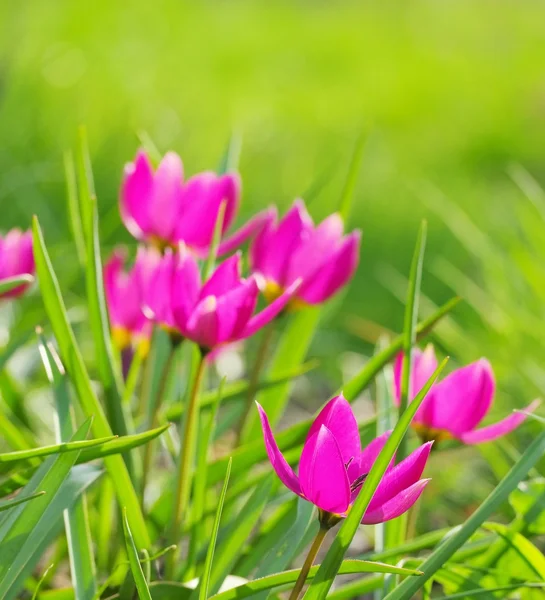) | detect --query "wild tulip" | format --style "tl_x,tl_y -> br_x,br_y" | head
104,246 -> 160,354
394,345 -> 540,444
144,244 -> 299,354
0,228 -> 34,299
250,199 -> 361,308
120,149 -> 272,255
257,394 -> 431,526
